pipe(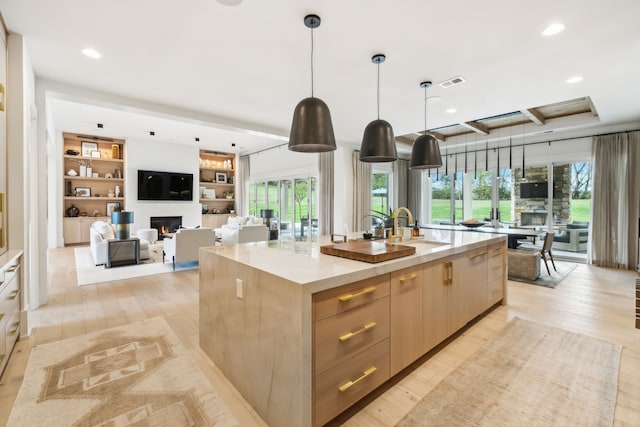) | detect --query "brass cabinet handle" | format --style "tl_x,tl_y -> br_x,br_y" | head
338,286 -> 376,302
9,322 -> 19,335
447,262 -> 453,285
468,251 -> 487,260
0,313 -> 4,322
338,322 -> 377,342
338,366 -> 377,392
491,265 -> 502,271
399,273 -> 417,283
8,290 -> 19,300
